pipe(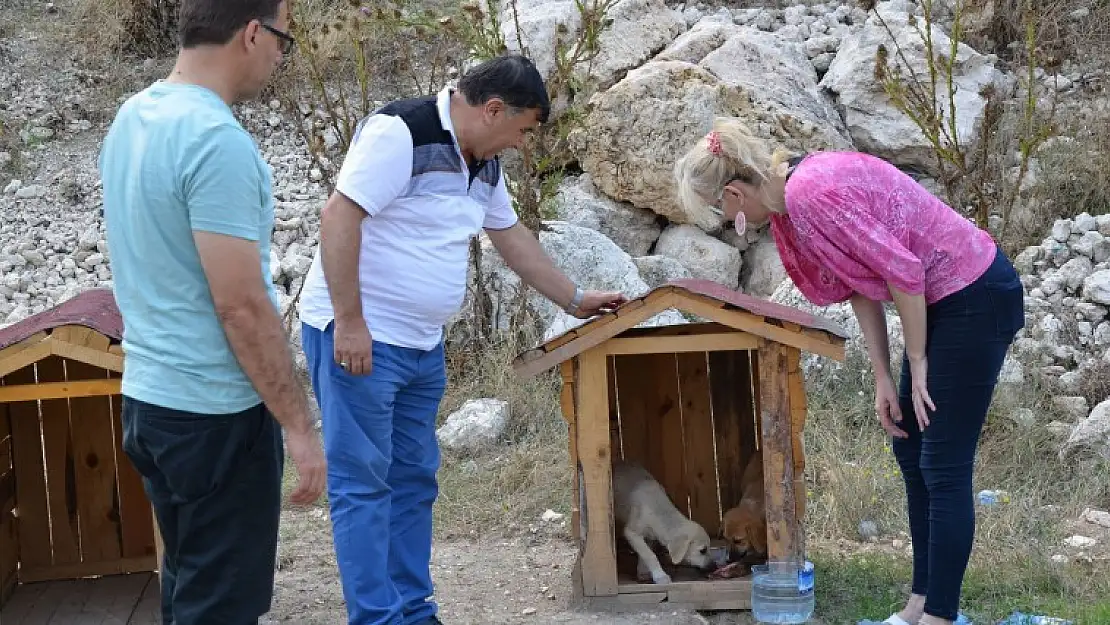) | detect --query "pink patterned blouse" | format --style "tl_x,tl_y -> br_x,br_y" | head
769,151 -> 999,307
